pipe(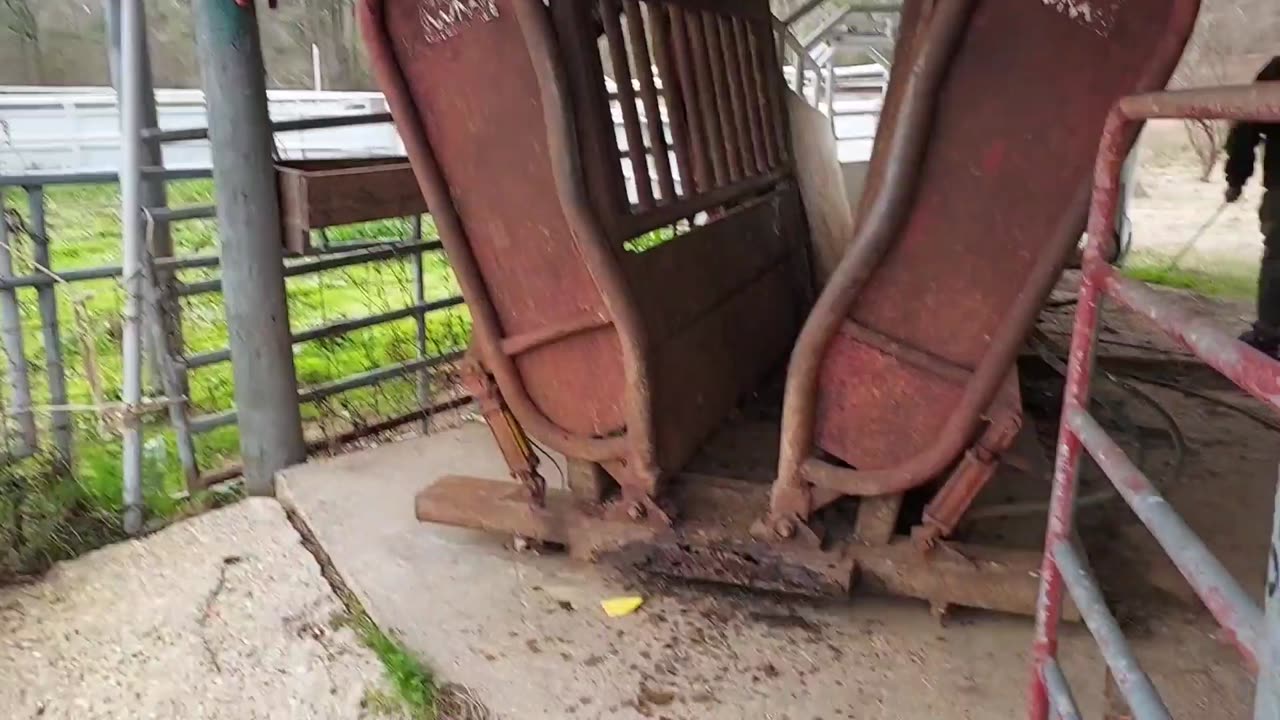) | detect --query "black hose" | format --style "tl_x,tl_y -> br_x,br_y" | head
967,336 -> 1188,521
